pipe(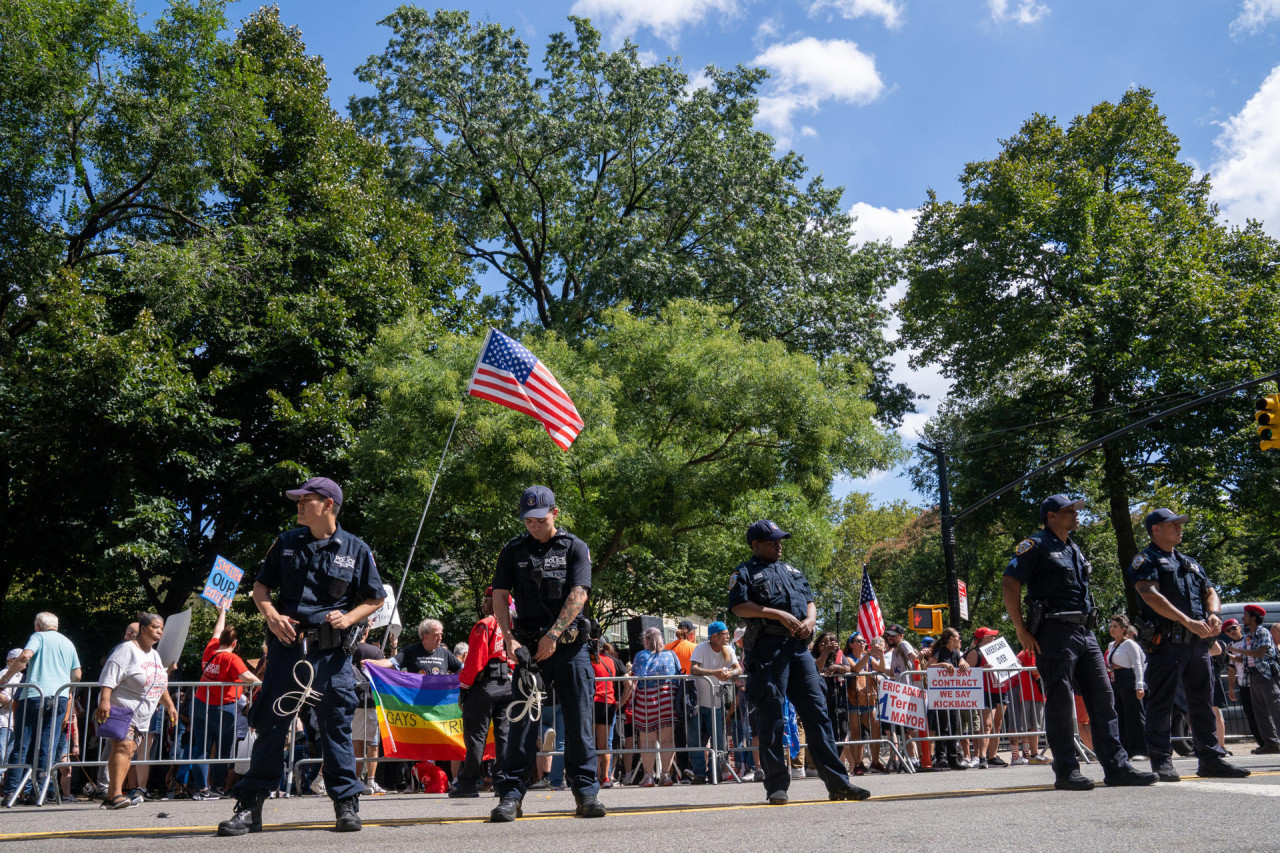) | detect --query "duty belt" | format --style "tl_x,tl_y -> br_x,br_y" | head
285,624 -> 346,652
761,623 -> 798,637
1156,624 -> 1195,644
1045,611 -> 1089,625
